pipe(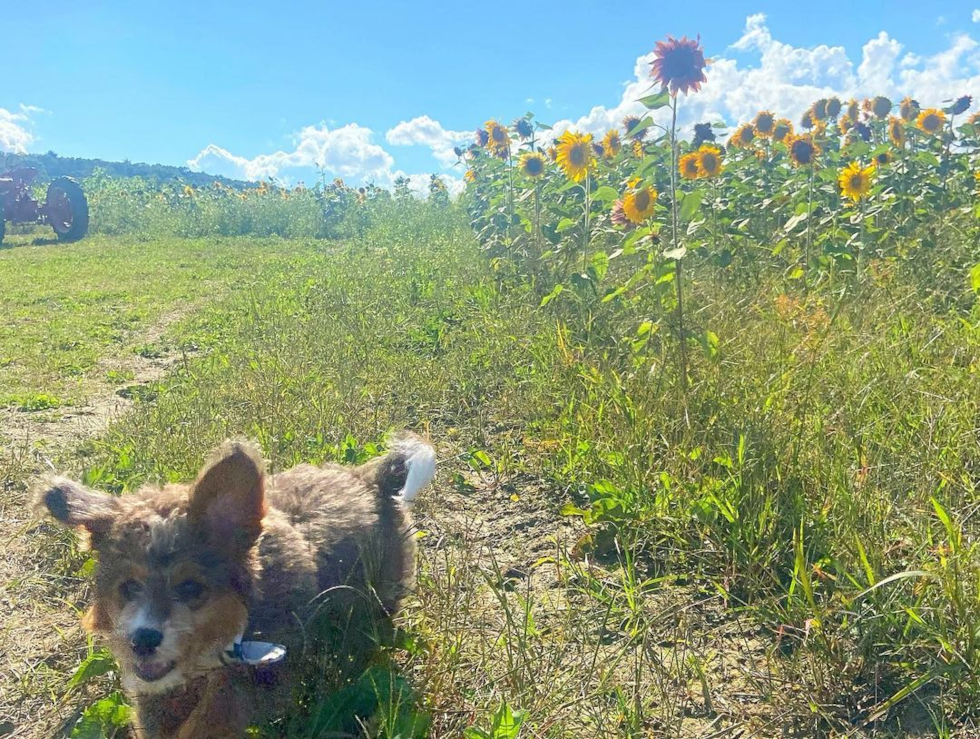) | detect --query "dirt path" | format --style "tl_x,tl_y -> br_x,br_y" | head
0,310 -> 191,738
